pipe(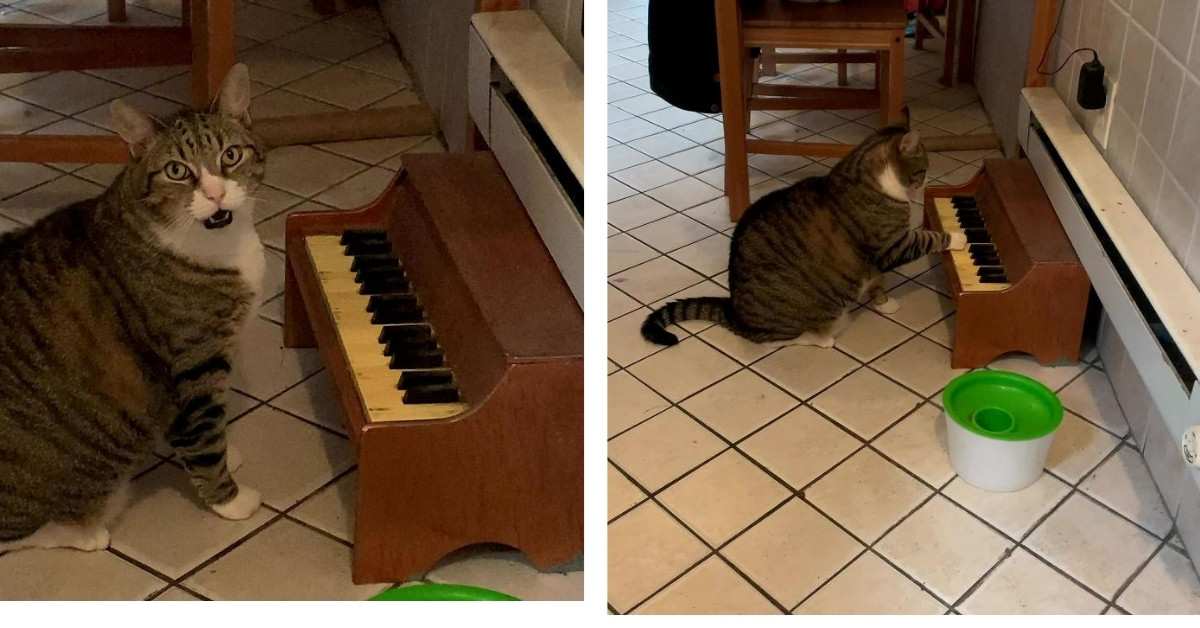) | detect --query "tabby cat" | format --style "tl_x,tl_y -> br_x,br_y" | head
642,108 -> 966,347
0,64 -> 265,554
